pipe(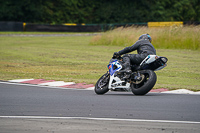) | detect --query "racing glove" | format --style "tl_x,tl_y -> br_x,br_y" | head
113,52 -> 120,59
